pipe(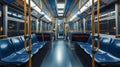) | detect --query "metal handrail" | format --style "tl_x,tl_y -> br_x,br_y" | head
91,0 -> 101,67
24,0 -> 27,50
0,35 -> 7,38
28,0 -> 32,67
91,0 -> 95,67
95,0 -> 100,51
